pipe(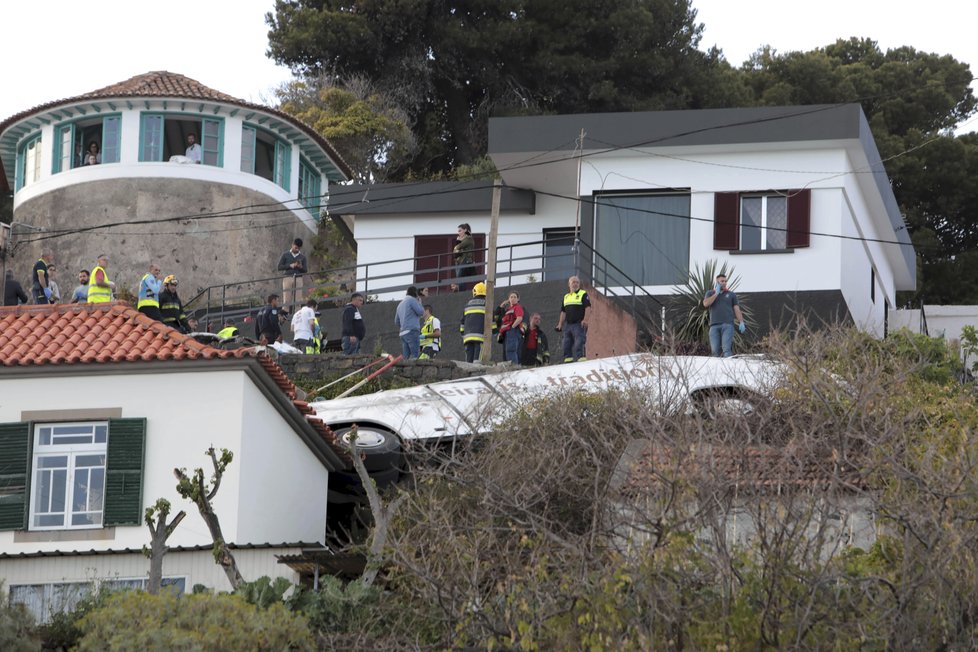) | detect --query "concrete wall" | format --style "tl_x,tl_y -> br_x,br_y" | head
11,177 -> 313,299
